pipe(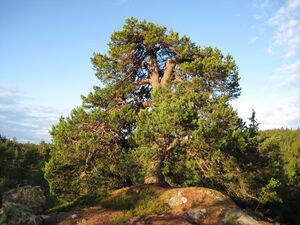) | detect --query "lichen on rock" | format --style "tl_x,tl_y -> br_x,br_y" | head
0,186 -> 46,225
